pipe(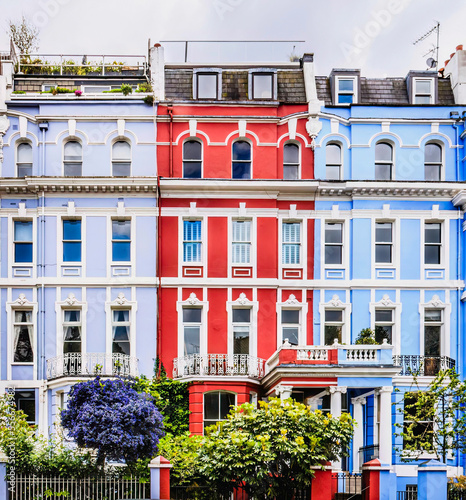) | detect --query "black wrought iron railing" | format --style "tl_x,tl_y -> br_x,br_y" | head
331,472 -> 362,499
448,483 -> 466,500
393,355 -> 455,376
358,444 -> 379,467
